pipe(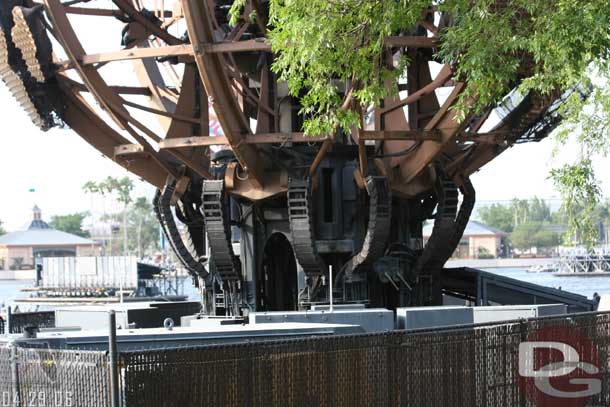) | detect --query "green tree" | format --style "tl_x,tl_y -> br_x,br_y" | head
0,219 -> 5,235
476,247 -> 494,260
478,197 -> 553,234
478,204 -> 514,233
100,196 -> 160,258
532,229 -> 561,249
510,222 -> 560,252
510,222 -> 540,252
49,213 -> 90,238
131,197 -> 160,258
528,198 -> 552,224
83,176 -> 135,255
230,0 -> 610,247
